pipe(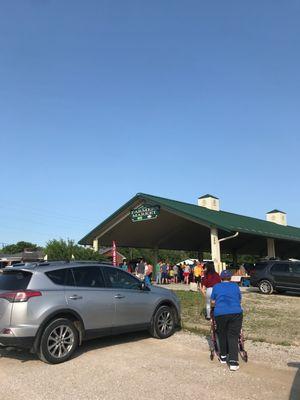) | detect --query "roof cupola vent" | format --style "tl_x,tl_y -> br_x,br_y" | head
266,209 -> 287,226
198,194 -> 220,211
